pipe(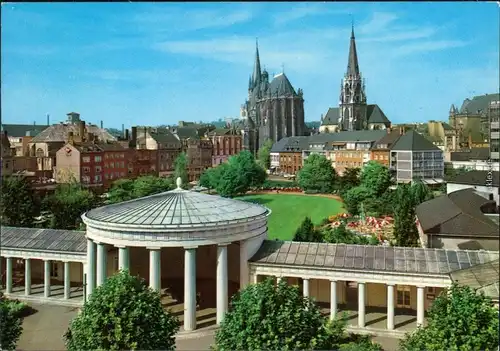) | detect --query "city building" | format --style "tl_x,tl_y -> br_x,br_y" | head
206,128 -> 242,167
239,41 -> 307,153
446,147 -> 499,171
447,170 -> 499,206
1,181 -> 498,335
390,130 -> 444,184
319,27 -> 391,133
449,93 -> 499,149
488,99 -> 499,162
416,188 -> 499,250
370,129 -> 404,167
270,136 -> 309,175
426,120 -> 457,151
29,112 -> 115,179
1,132 -> 13,176
1,122 -> 49,157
